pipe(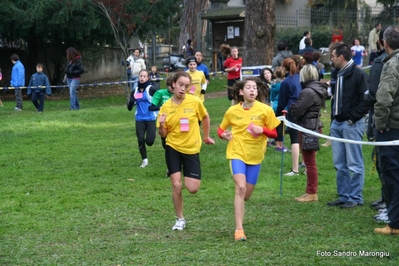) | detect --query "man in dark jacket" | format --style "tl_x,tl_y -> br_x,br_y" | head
364,28 -> 388,219
299,38 -> 317,55
327,44 -> 370,209
271,41 -> 292,71
374,25 -> 399,235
